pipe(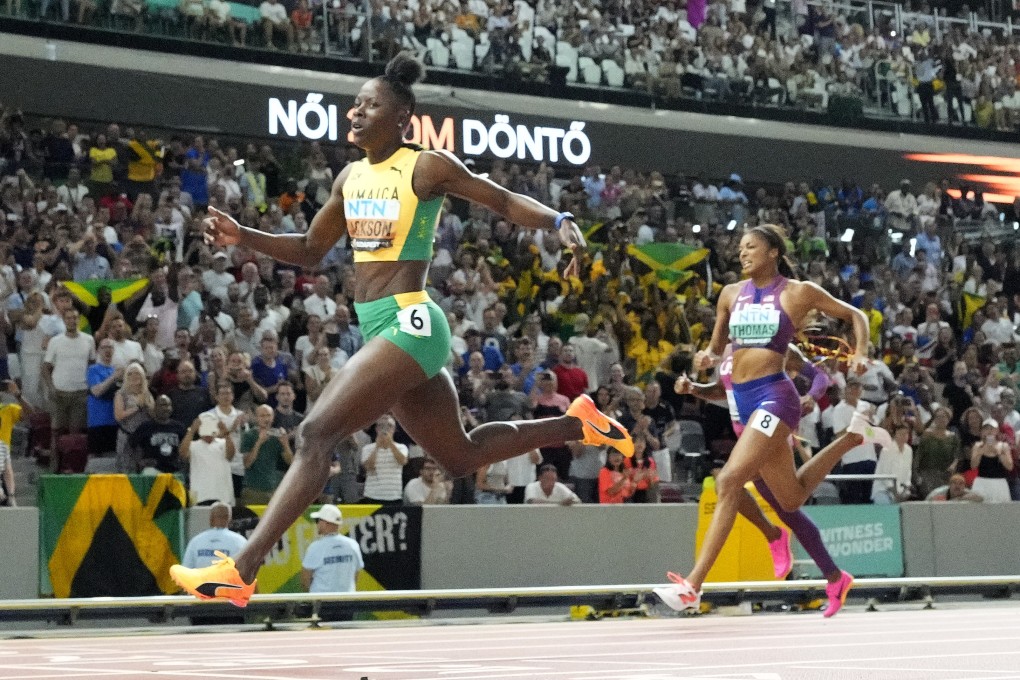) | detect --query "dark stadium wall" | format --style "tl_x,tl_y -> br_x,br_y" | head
5,53 -> 1020,199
